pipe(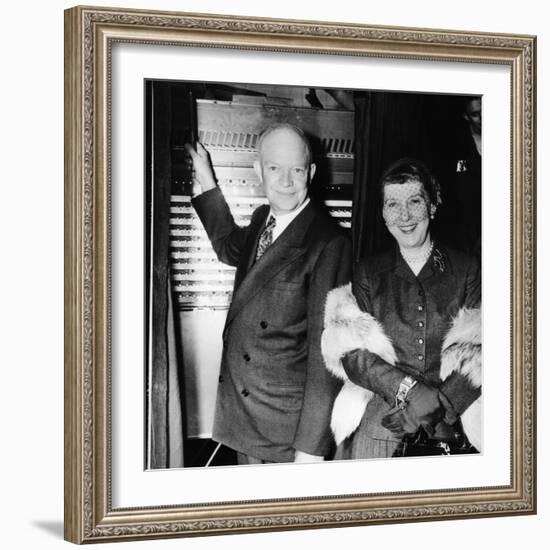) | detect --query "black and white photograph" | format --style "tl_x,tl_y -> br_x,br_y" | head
145,80 -> 482,470
60,2 -> 538,544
